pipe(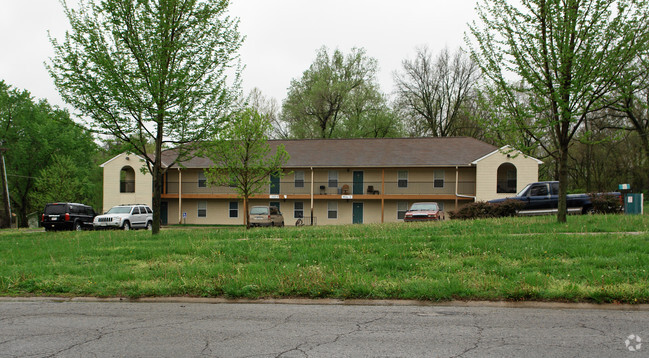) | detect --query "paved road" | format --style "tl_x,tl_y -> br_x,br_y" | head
1,300 -> 647,357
